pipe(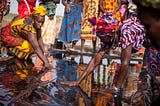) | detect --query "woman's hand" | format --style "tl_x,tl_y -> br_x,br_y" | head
65,5 -> 71,13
